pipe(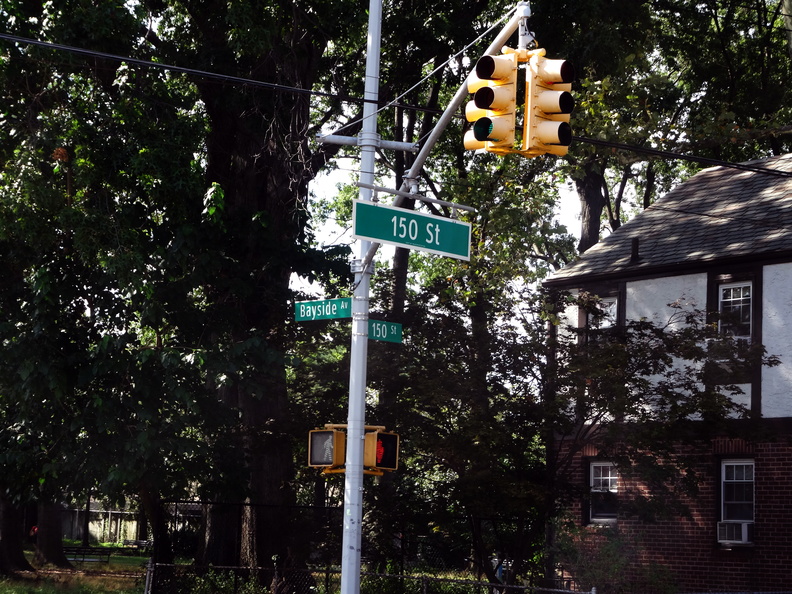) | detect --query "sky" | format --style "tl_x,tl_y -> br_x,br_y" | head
293,162 -> 581,296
